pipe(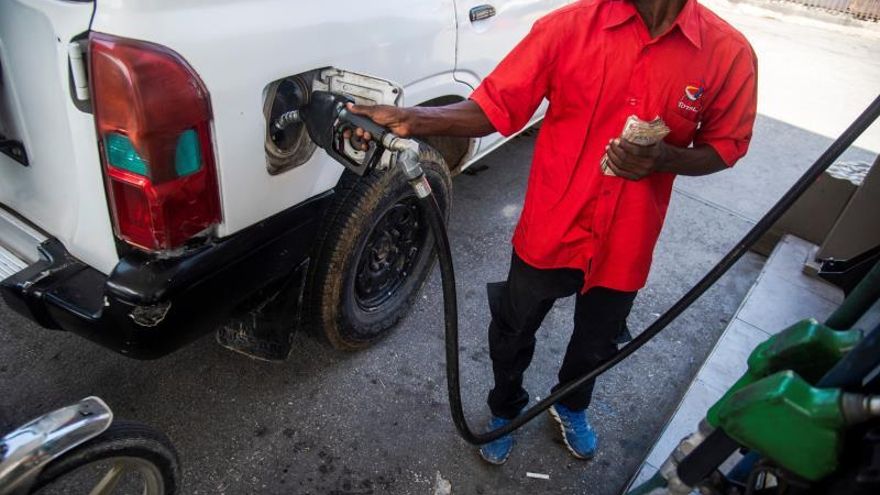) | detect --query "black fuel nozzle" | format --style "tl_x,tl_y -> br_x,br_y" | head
299,91 -> 390,176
